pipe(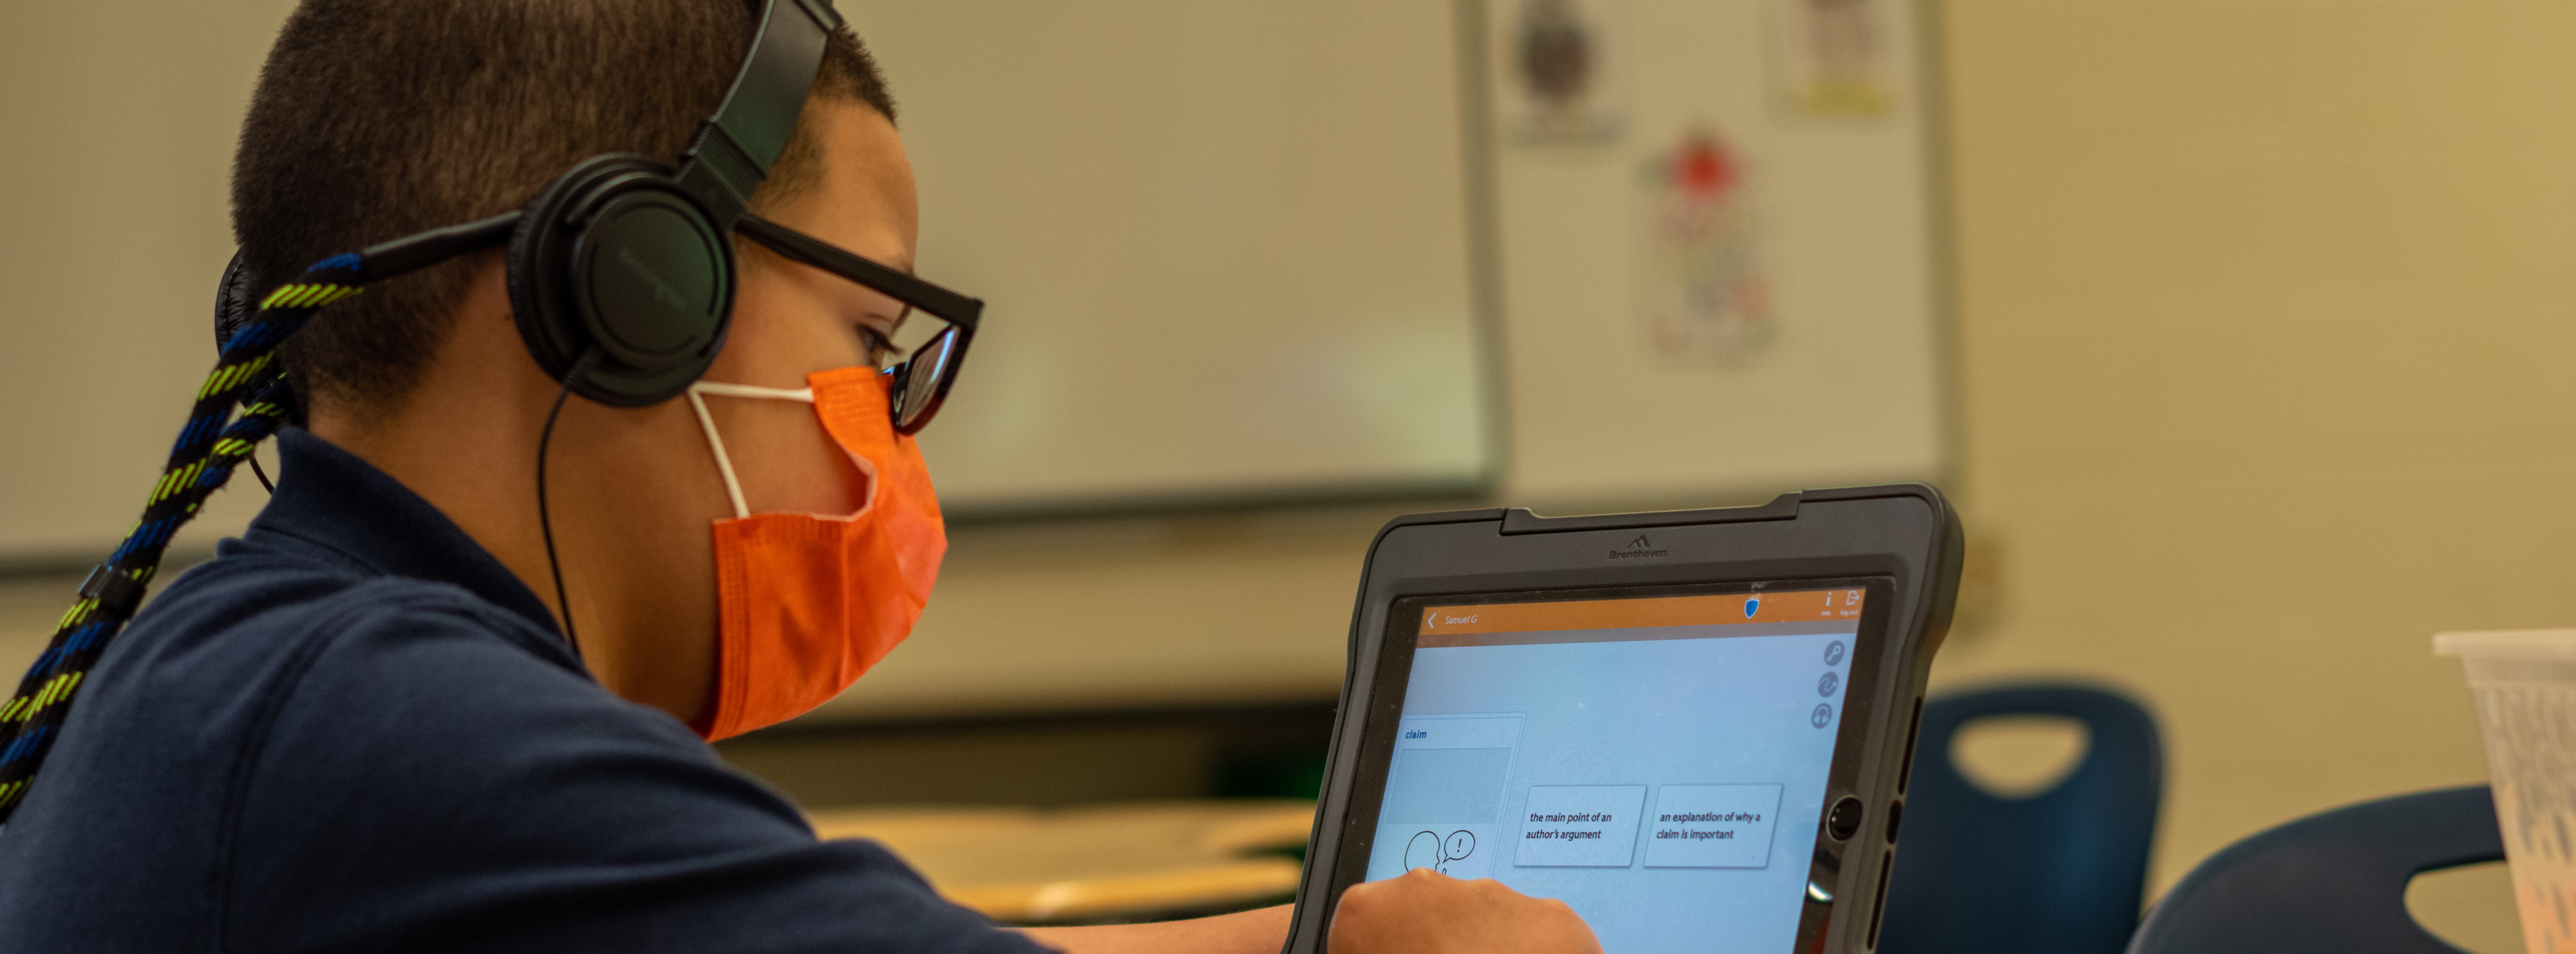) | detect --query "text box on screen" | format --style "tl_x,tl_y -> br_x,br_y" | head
1381,747 -> 1515,825
1643,784 -> 1785,869
1395,714 -> 1524,750
1515,784 -> 1648,867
